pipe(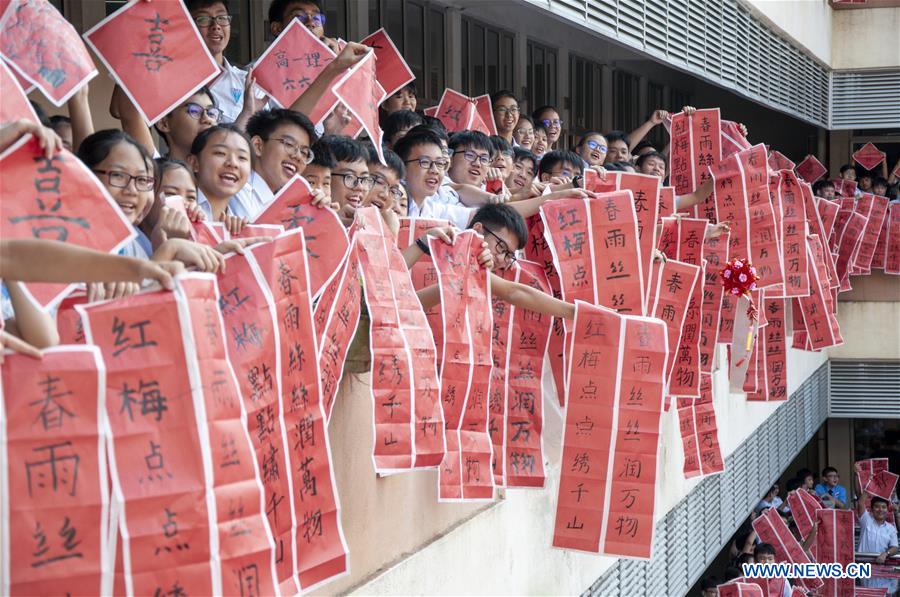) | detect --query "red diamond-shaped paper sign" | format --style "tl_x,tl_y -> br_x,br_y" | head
831,178 -> 857,198
795,155 -> 827,183
852,142 -> 885,171
767,150 -> 795,172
